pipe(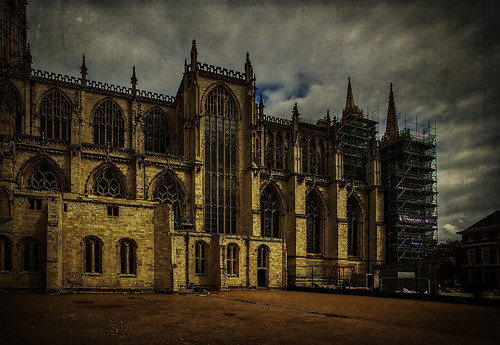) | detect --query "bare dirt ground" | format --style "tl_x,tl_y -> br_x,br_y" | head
1,290 -> 499,345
